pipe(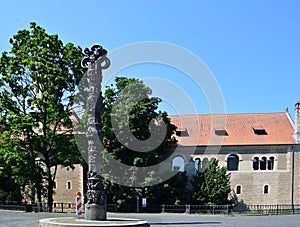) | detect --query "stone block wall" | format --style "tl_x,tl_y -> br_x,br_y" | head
52,164 -> 84,203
